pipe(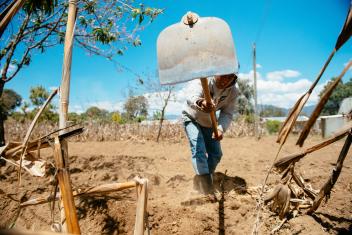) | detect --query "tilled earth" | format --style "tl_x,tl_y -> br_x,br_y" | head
1,136 -> 352,234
